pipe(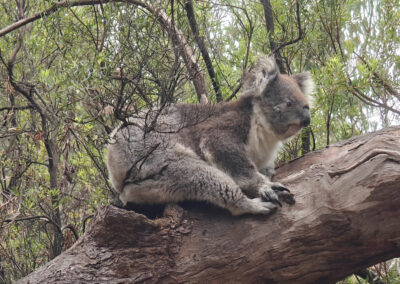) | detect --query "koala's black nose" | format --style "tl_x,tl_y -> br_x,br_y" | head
302,107 -> 311,127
